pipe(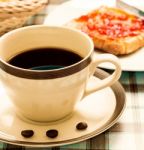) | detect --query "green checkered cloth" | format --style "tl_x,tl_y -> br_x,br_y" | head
0,5 -> 144,150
